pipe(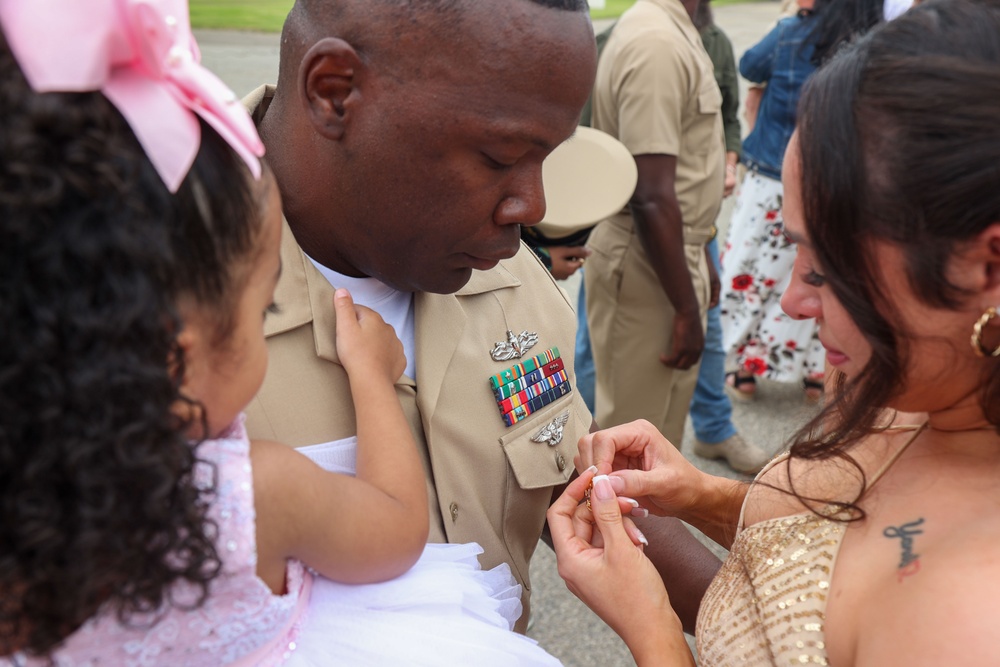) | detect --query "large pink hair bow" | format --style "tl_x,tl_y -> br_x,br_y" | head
0,0 -> 264,192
